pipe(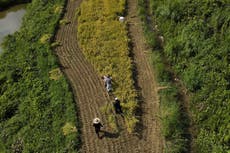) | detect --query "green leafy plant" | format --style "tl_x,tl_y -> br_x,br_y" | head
0,0 -> 81,152
148,0 -> 230,152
